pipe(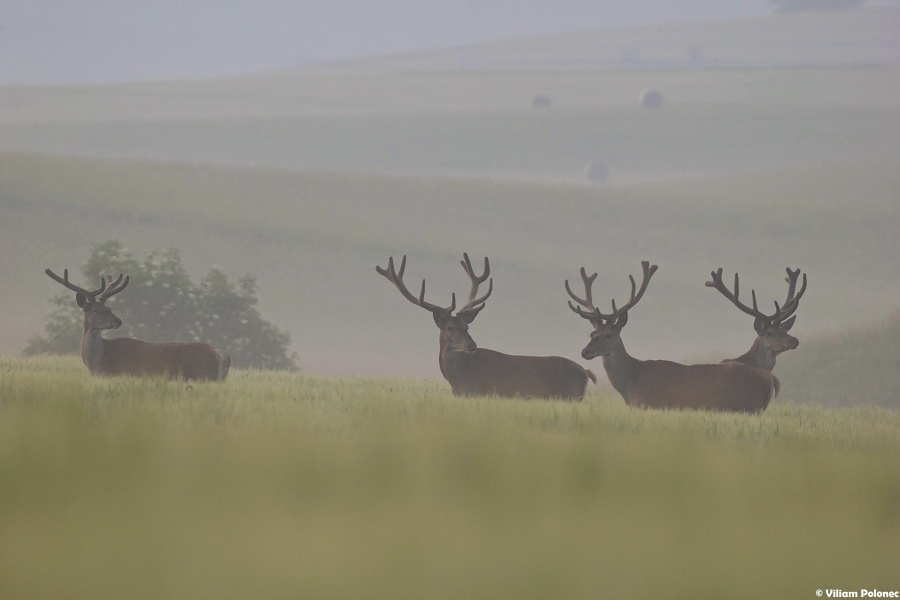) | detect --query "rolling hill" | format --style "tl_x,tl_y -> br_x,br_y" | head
0,7 -> 898,405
